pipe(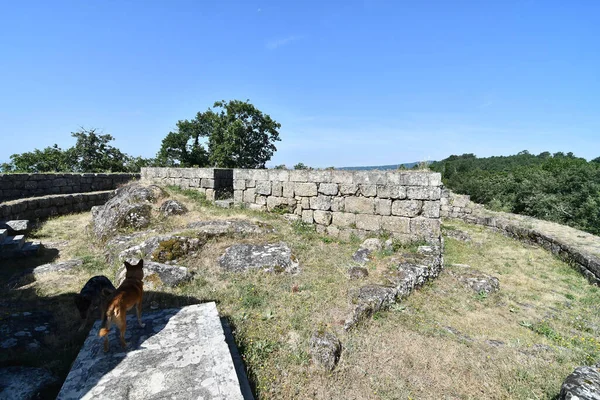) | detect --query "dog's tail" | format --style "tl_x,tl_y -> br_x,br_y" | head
98,303 -> 117,337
